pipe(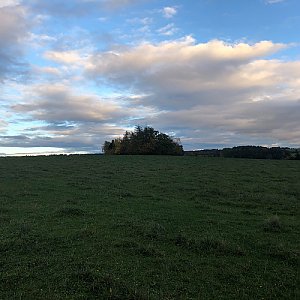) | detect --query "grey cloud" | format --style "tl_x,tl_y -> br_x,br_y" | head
144,97 -> 300,148
3,81 -> 151,152
101,0 -> 141,10
0,119 -> 8,133
235,100 -> 300,142
0,123 -> 125,152
0,5 -> 30,81
85,37 -> 300,147
12,84 -> 125,123
0,134 -> 93,149
86,39 -> 290,110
